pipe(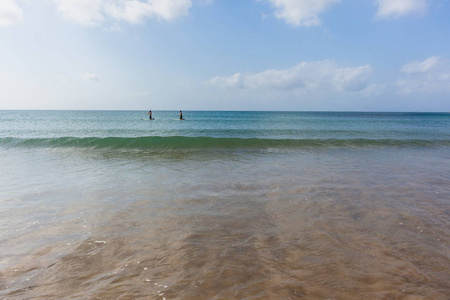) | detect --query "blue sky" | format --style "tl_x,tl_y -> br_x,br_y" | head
1,0 -> 449,111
